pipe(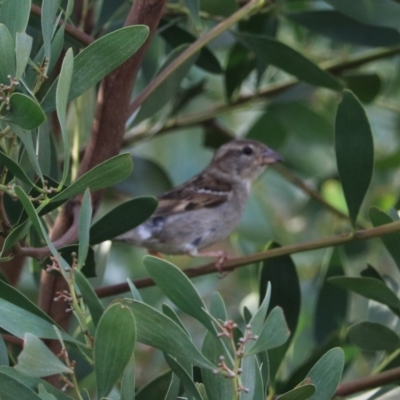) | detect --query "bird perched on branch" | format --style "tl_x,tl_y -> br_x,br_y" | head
116,139 -> 282,269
